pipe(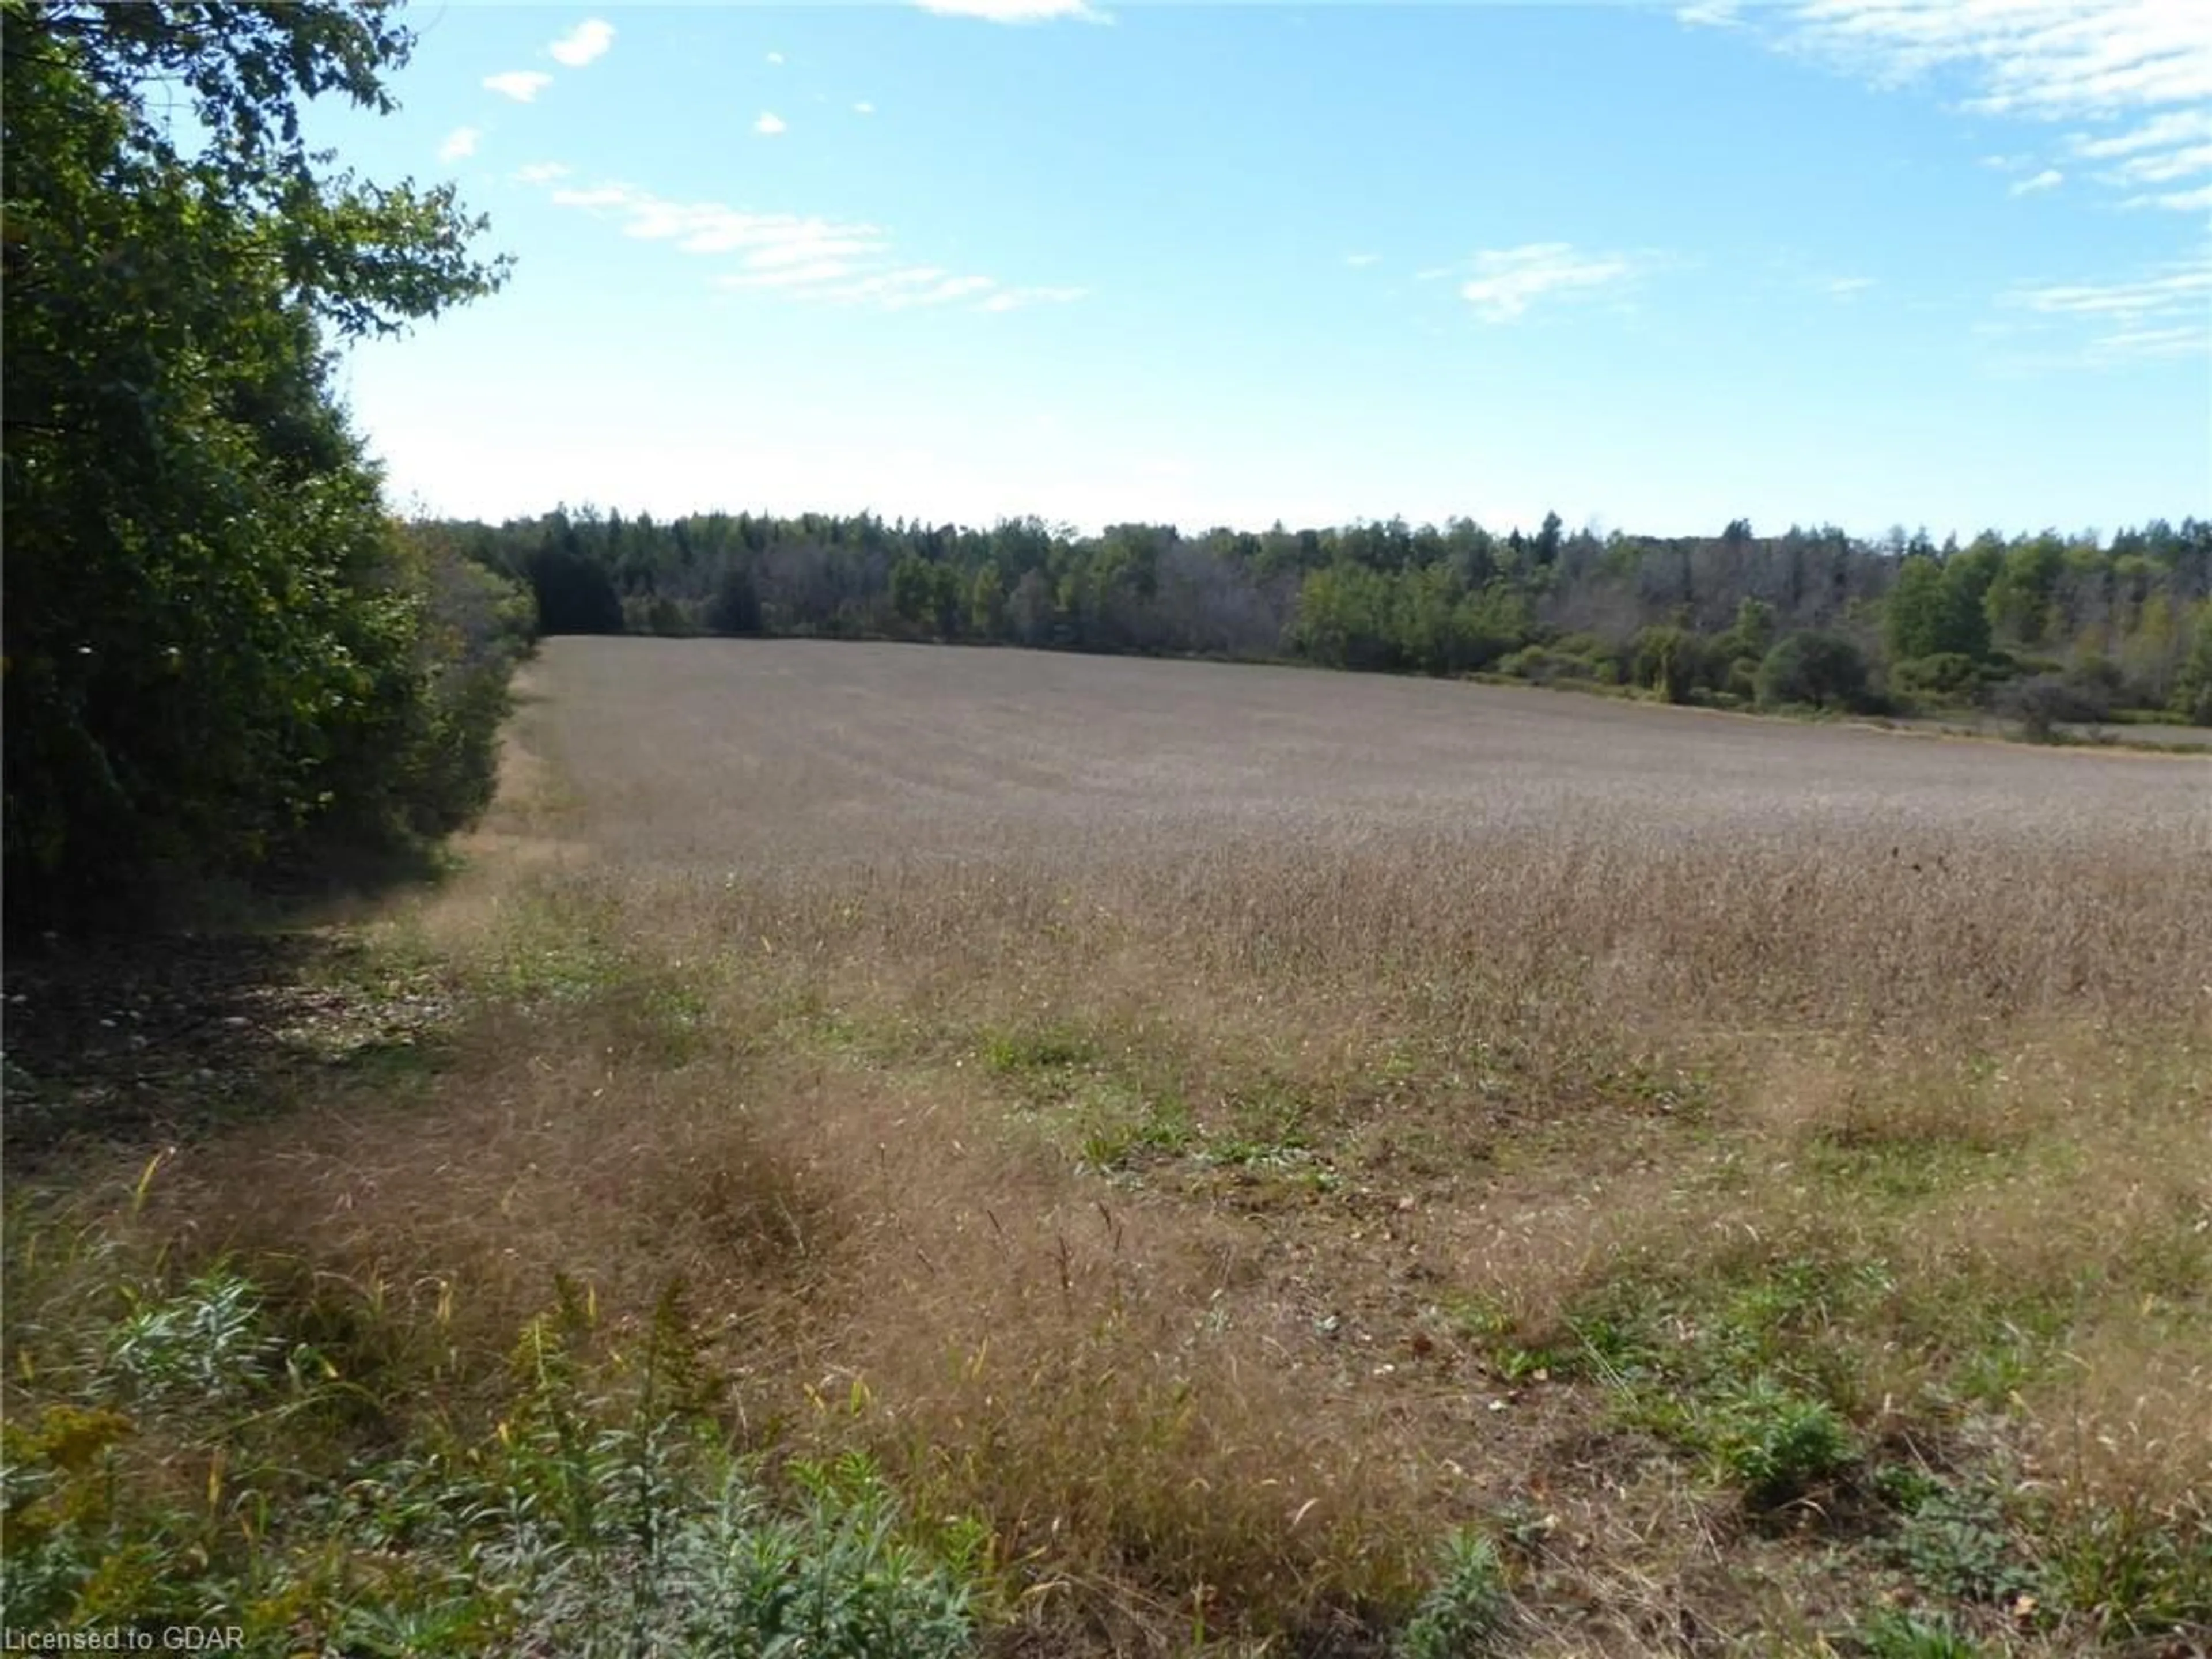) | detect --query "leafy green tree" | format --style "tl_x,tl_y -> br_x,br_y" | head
1936,557 -> 1993,660
3,0 -> 510,918
1985,535 -> 2065,645
928,561 -> 963,639
970,562 -> 1007,638
1885,558 -> 1948,661
1533,510 -> 1565,568
1885,555 -> 1987,663
889,556 -> 936,631
1393,562 -> 1464,675
1756,632 -> 1872,712
1721,597 -> 1776,665
2171,601 -> 2212,726
1632,625 -> 1707,703
1451,583 -> 1532,671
